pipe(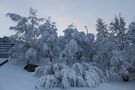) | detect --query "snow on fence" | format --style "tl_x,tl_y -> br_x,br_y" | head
0,43 -> 14,58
